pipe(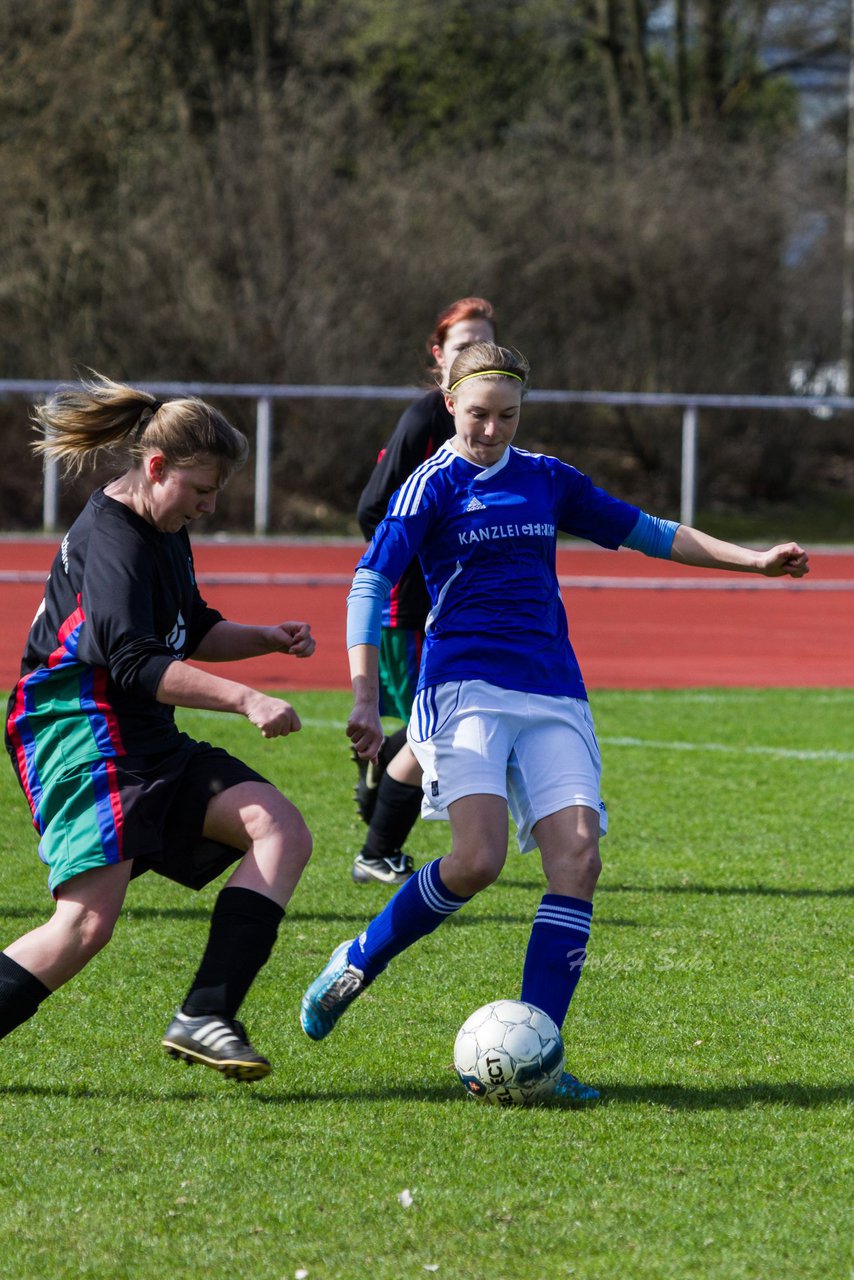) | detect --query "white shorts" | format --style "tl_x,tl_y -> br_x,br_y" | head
407,679 -> 607,853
